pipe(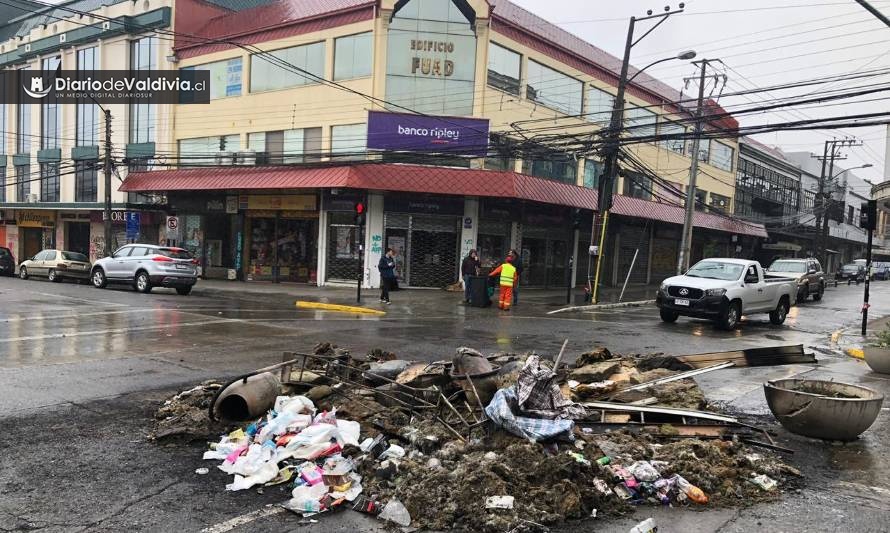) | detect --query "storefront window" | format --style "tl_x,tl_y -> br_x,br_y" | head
331,123 -> 367,161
